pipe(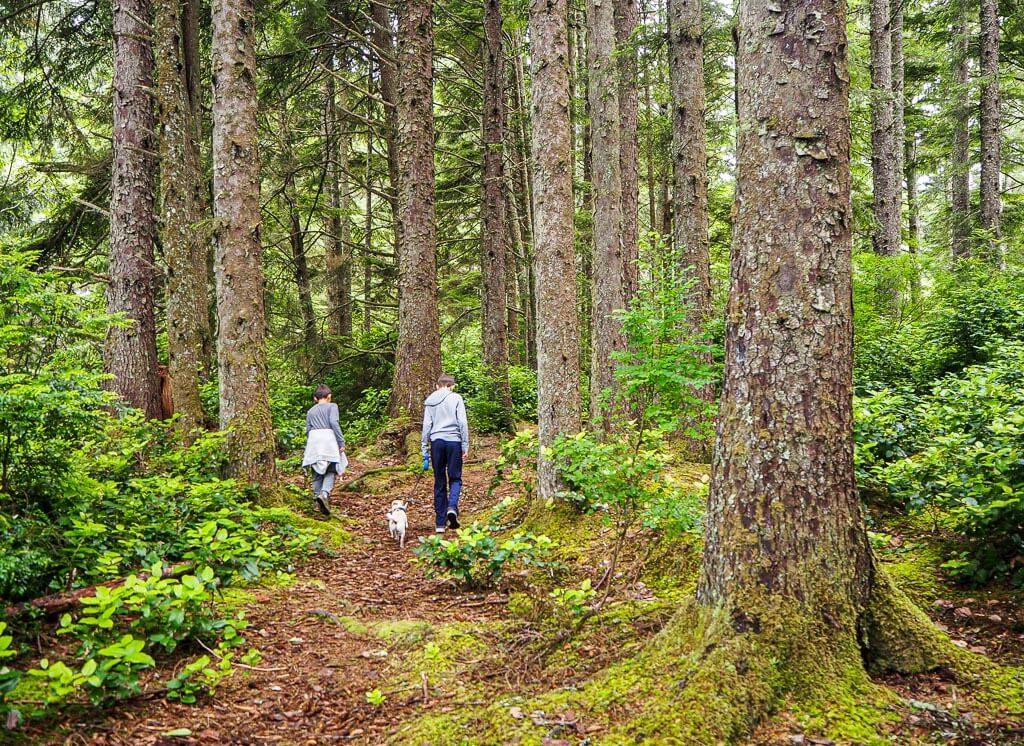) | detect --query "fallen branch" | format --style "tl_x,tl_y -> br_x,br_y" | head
3,562 -> 194,620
